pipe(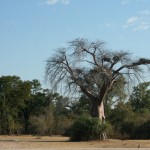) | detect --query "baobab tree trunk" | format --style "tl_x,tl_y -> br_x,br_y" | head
91,98 -> 107,140
81,85 -> 106,121
91,98 -> 105,121
91,83 -> 110,121
90,82 -> 114,140
82,81 -> 112,121
99,101 -> 105,121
